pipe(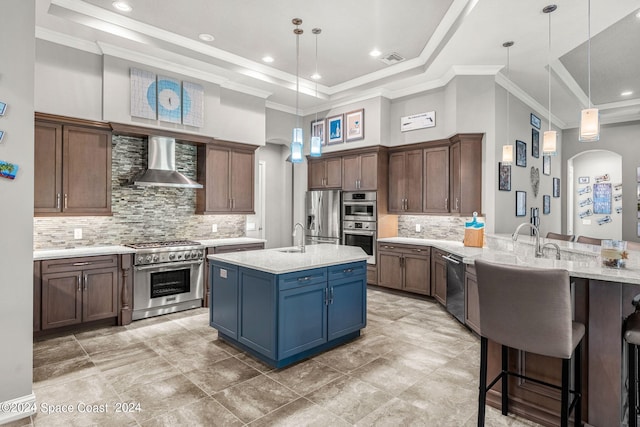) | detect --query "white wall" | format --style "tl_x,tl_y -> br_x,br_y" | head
0,0 -> 35,422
